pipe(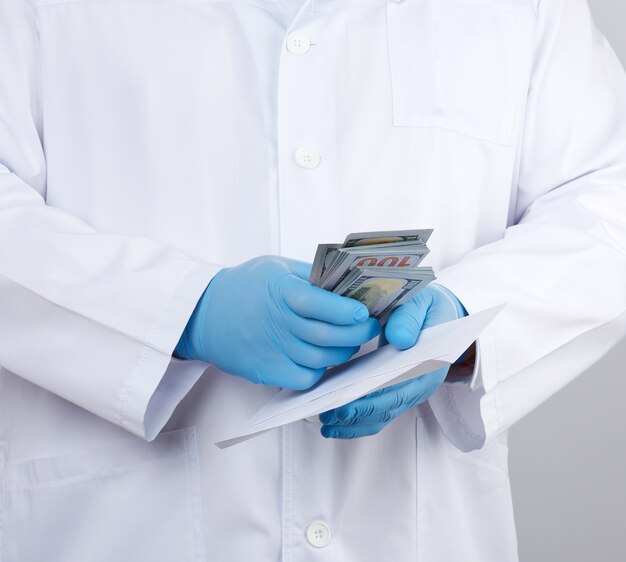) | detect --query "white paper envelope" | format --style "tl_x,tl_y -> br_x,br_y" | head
216,305 -> 504,448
